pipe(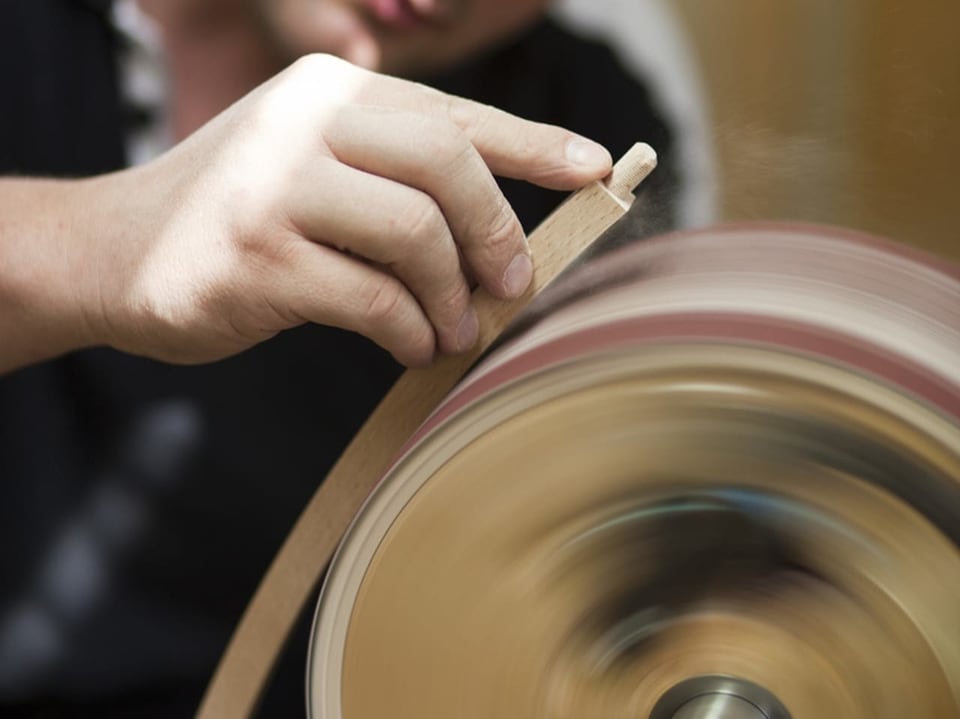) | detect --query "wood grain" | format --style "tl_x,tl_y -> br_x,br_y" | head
196,143 -> 657,718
